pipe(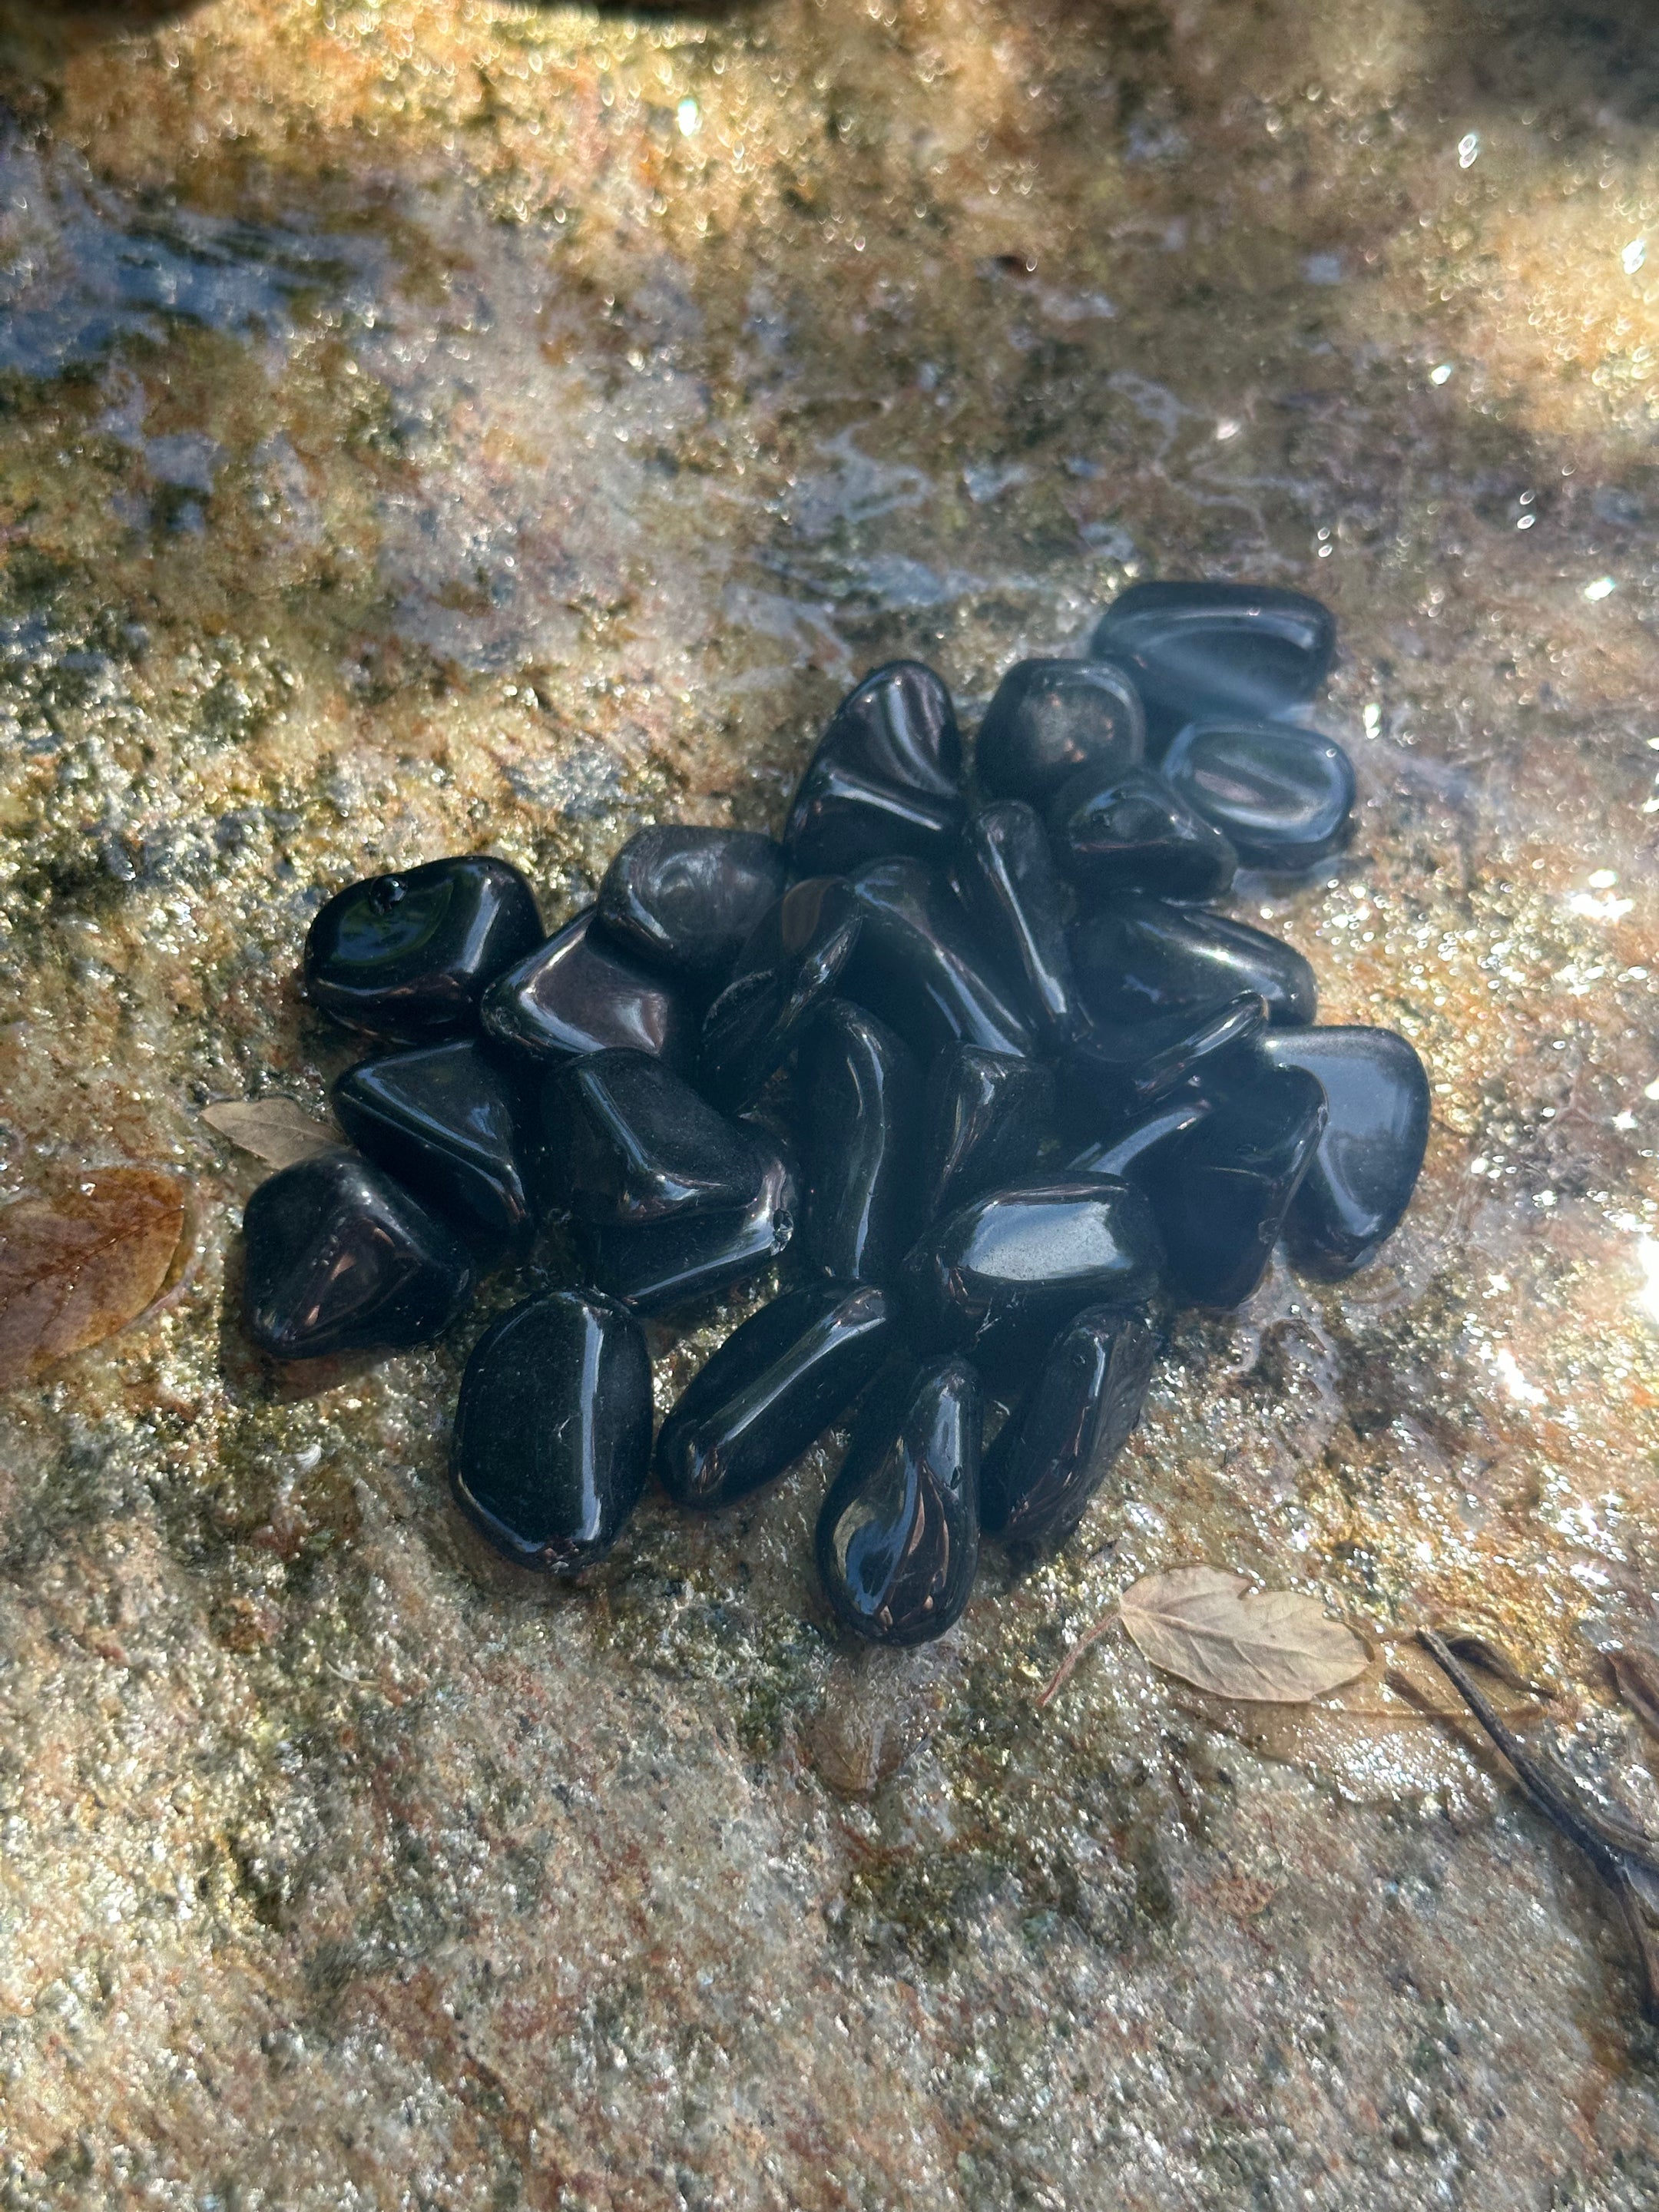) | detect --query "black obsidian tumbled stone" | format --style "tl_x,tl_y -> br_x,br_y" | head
1048,763 -> 1237,902
1161,718 -> 1356,871
481,908 -> 694,1071
243,1151 -> 474,1360
798,1001 -> 922,1286
1060,992 -> 1266,1128
451,1289 -> 652,1573
700,876 -> 862,1110
922,1045 -> 1054,1218
815,1356 -> 982,1647
1262,1026 -> 1430,1279
951,802 -> 1081,1047
845,858 -> 1035,1061
657,1280 -> 895,1510
331,1040 -> 535,1257
577,1151 -> 796,1314
980,1306 -> 1155,1551
785,661 -> 965,874
975,657 -> 1145,808
1065,1093 -> 1212,1184
595,826 -> 790,987
545,1048 -> 782,1228
305,855 -> 543,1043
1088,581 -> 1336,733
1072,896 -> 1317,1028
1150,1057 -> 1328,1306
